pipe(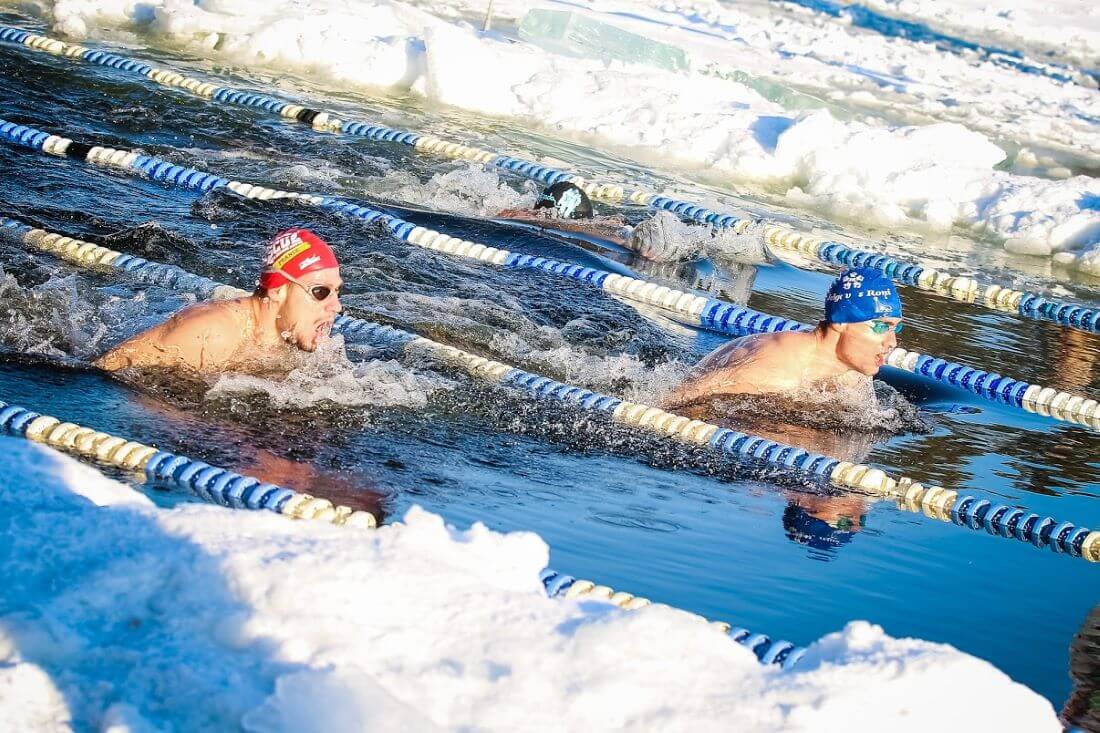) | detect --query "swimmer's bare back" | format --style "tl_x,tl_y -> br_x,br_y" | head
95,297 -> 287,374
662,330 -> 858,409
496,209 -> 630,247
